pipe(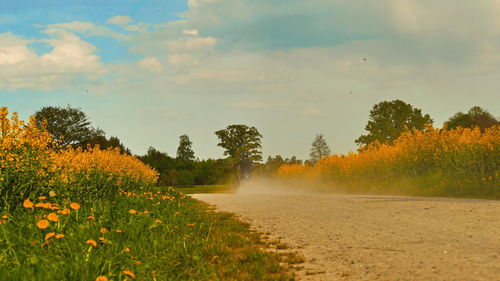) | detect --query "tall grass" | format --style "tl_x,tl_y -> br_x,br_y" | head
277,126 -> 500,198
